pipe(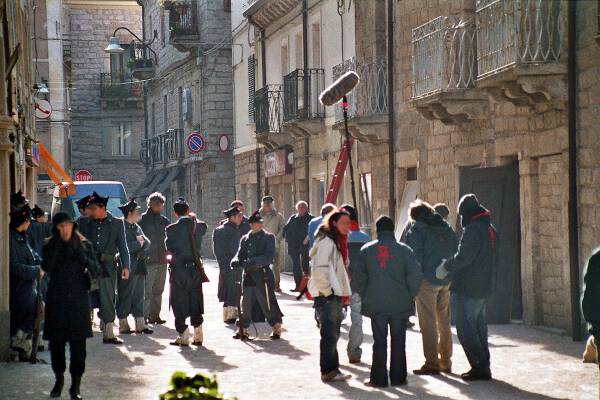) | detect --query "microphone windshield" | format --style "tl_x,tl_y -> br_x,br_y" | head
319,71 -> 360,106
